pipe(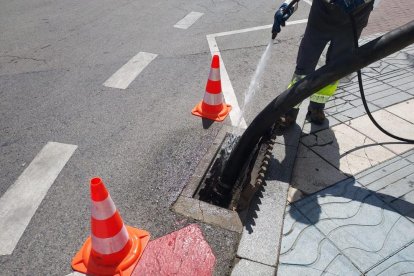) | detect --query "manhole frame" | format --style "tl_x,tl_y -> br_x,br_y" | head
172,125 -> 244,233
